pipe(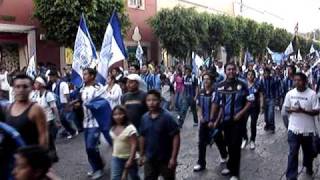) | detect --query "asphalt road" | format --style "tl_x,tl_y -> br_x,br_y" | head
53,110 -> 320,180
